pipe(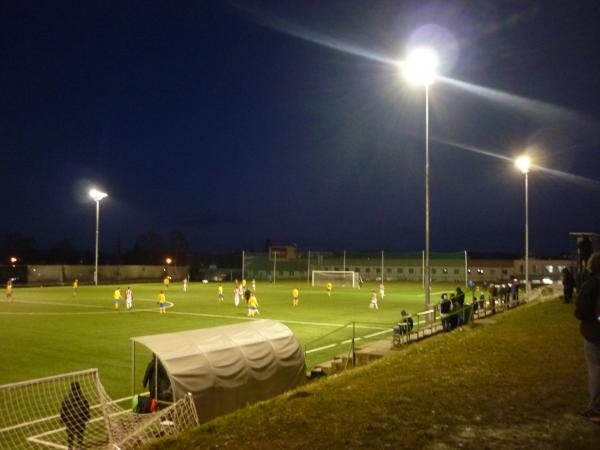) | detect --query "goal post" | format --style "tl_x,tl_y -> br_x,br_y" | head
311,270 -> 360,288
